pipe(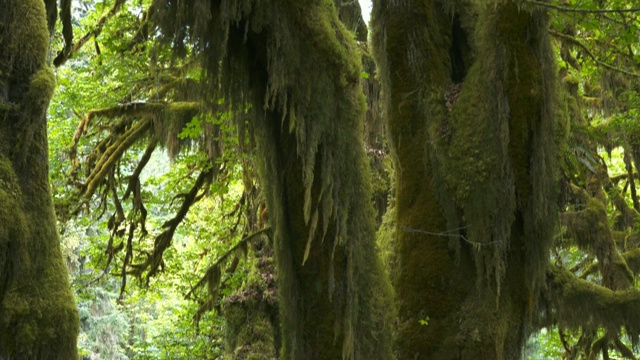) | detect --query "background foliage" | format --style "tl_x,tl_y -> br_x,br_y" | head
45,0 -> 640,358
